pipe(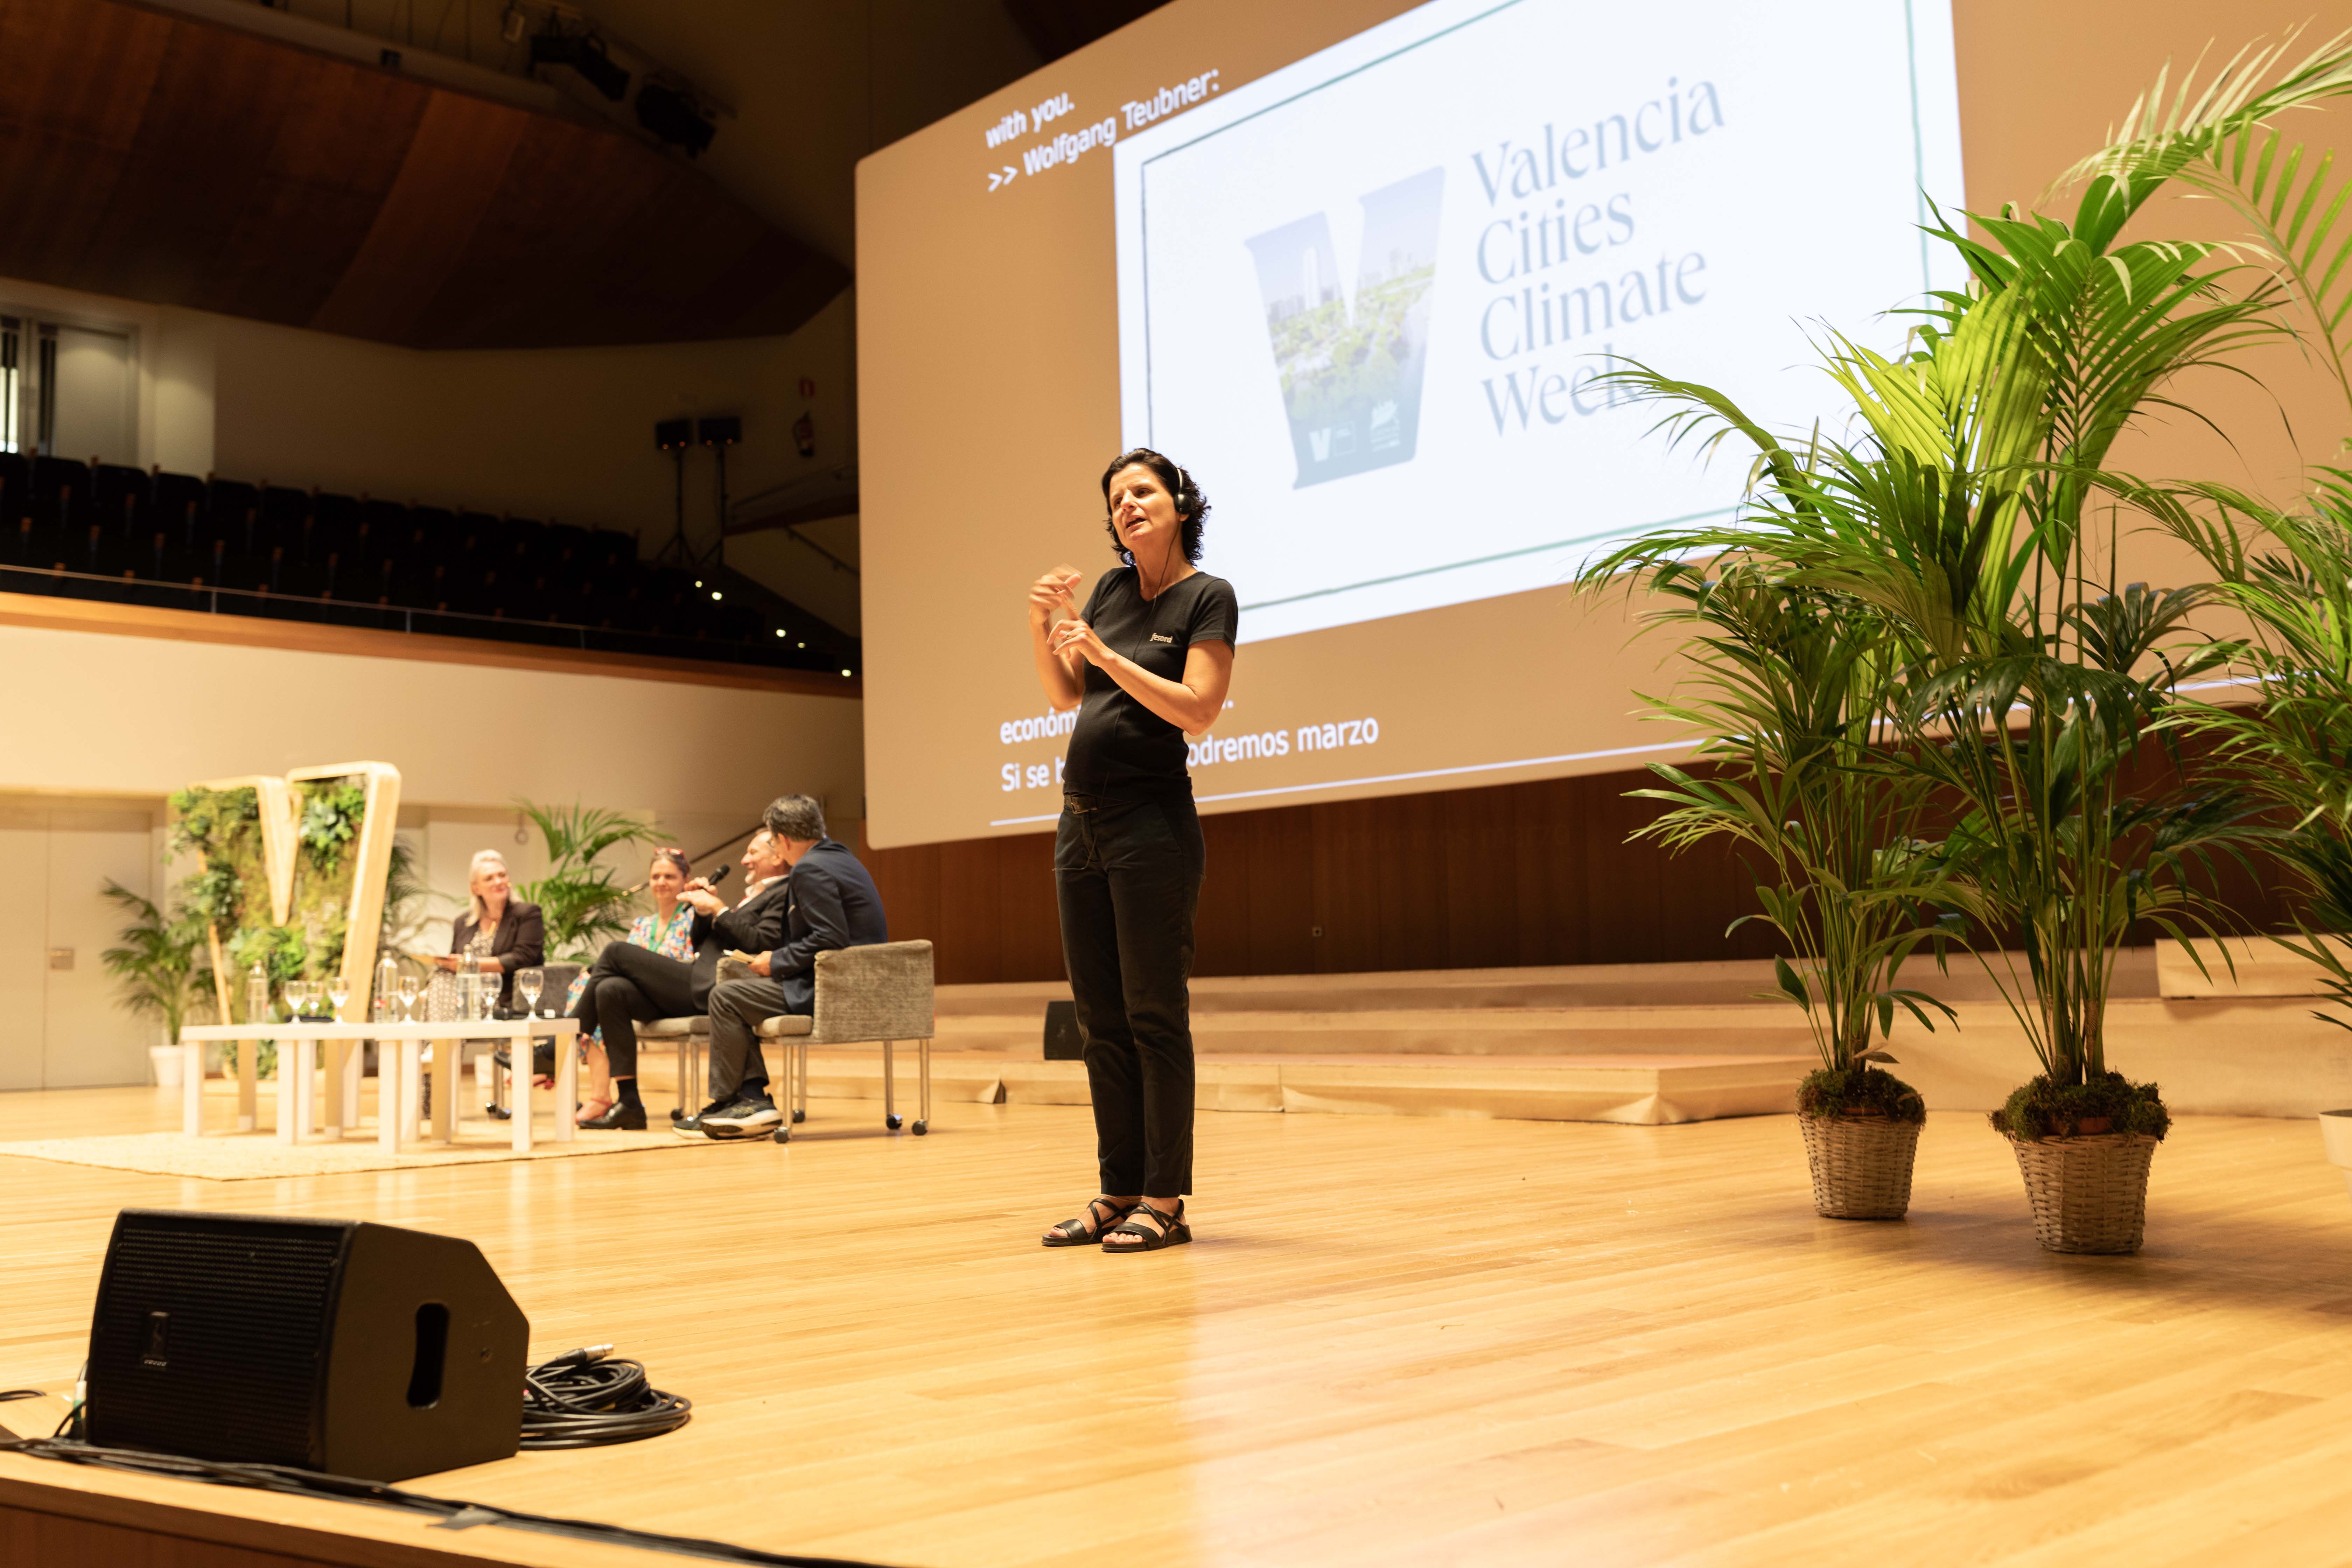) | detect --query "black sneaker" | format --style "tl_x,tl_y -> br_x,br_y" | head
671,1100 -> 731,1138
701,1098 -> 782,1139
